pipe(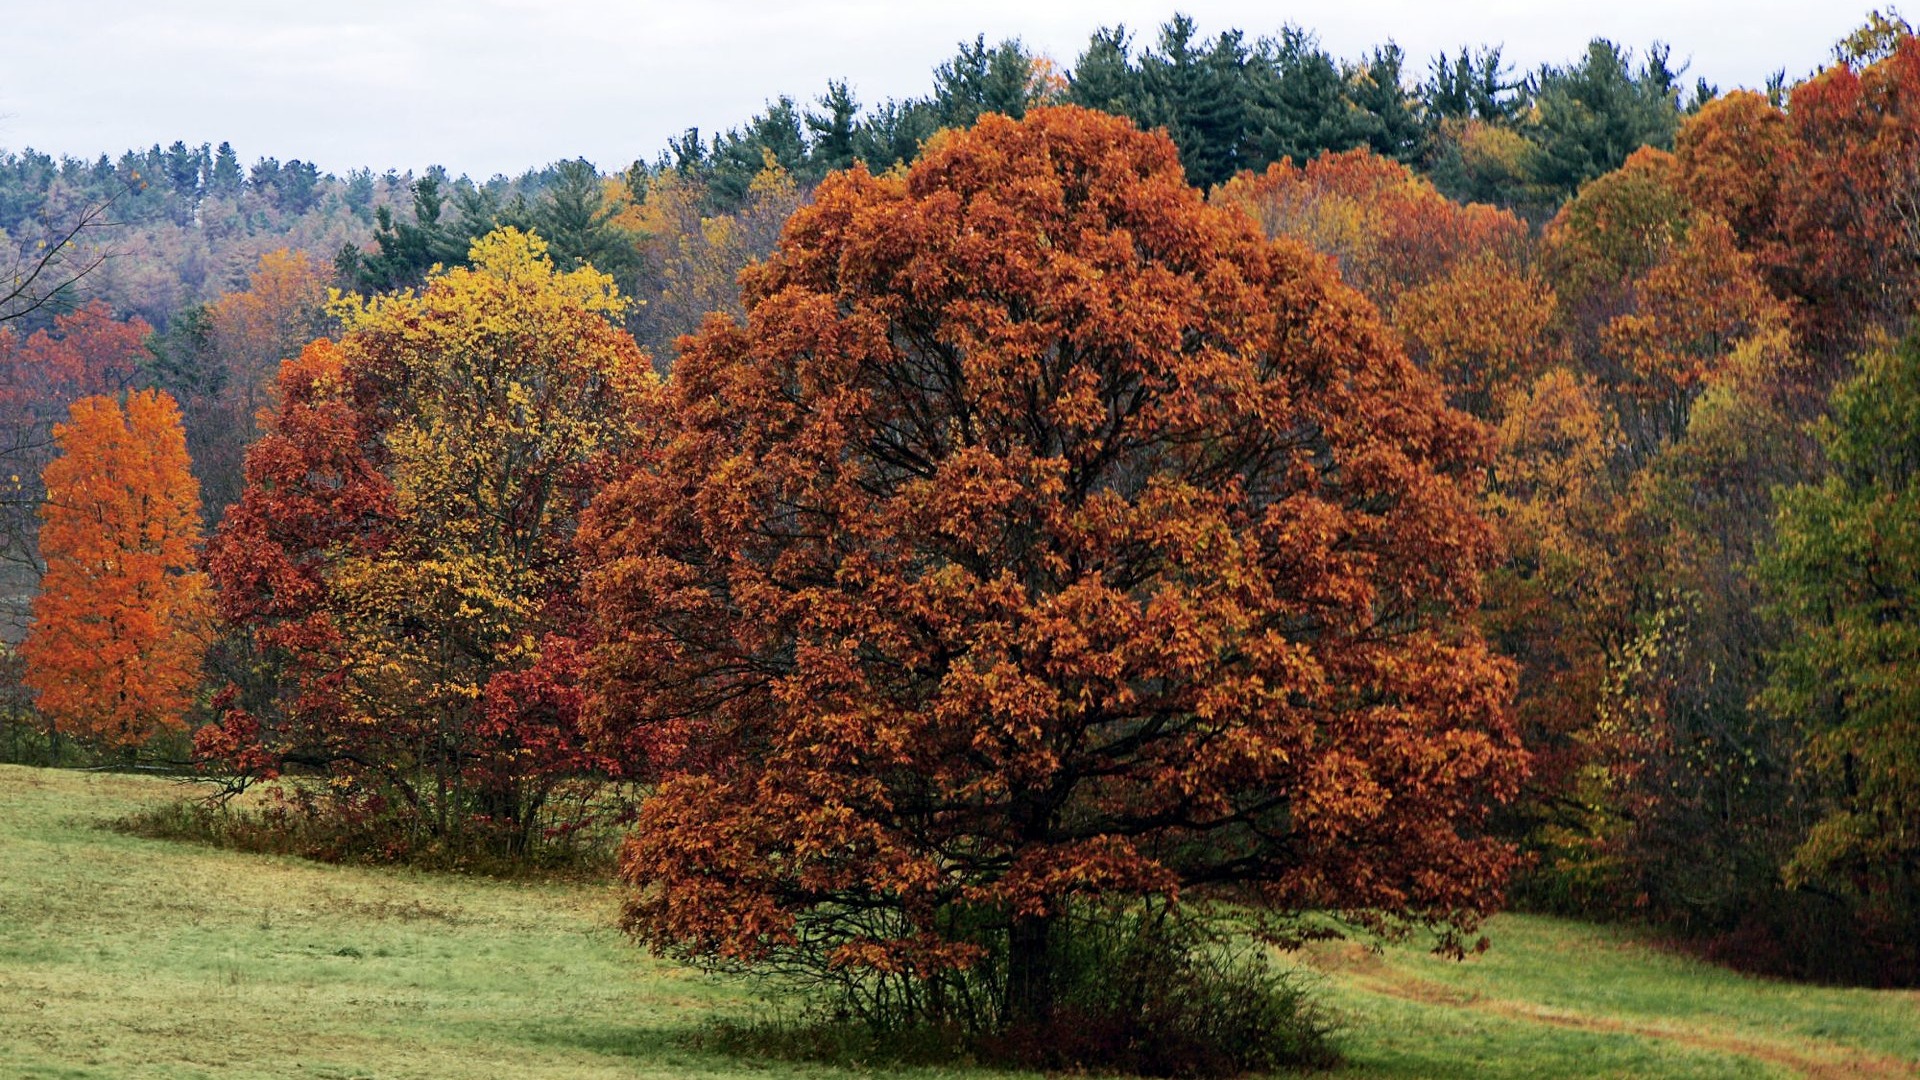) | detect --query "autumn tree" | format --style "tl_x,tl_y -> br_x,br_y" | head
197,228 -> 654,856
1769,28 -> 1920,356
1481,367 -> 1626,858
0,302 -> 151,630
1759,332 -> 1920,984
583,107 -> 1525,1044
1214,150 -> 1555,417
624,161 -> 805,367
1673,90 -> 1795,275
0,302 -> 150,510
1538,145 -> 1788,457
144,248 -> 333,522
1676,25 -> 1920,363
21,390 -> 210,750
